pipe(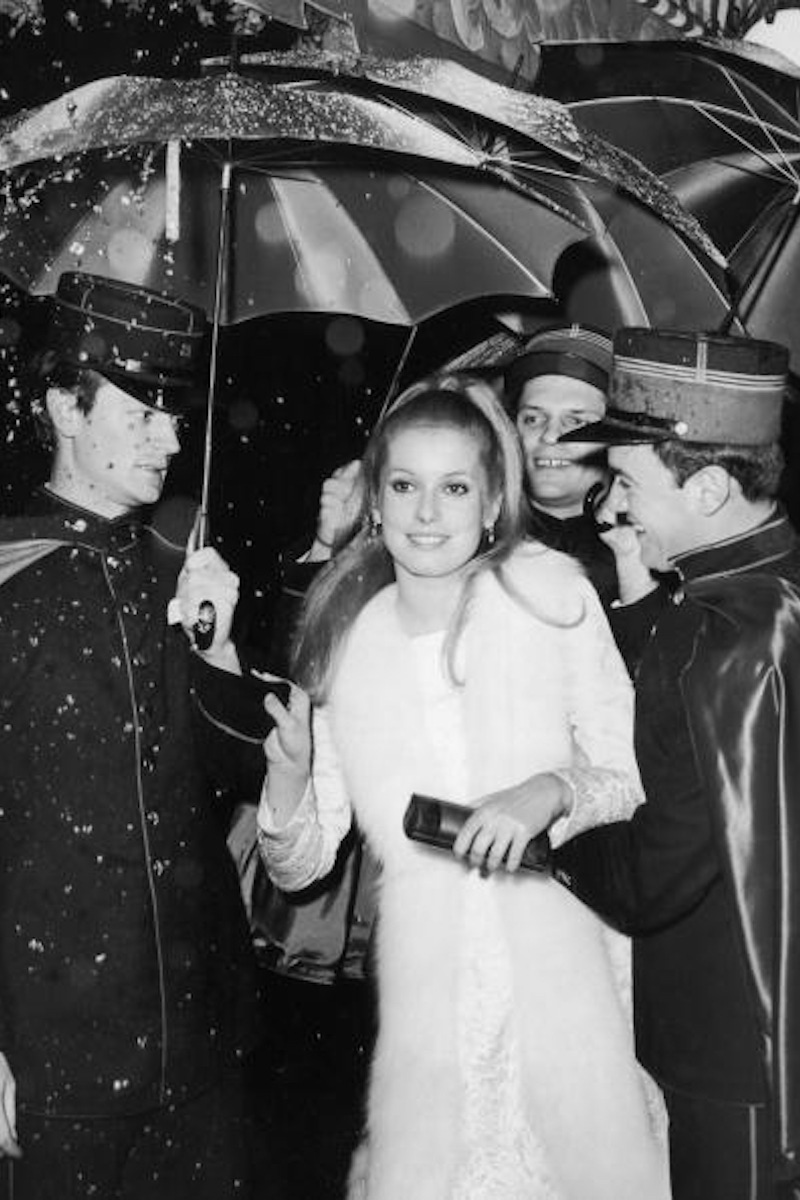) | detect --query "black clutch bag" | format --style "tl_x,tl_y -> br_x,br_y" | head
403,794 -> 550,873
